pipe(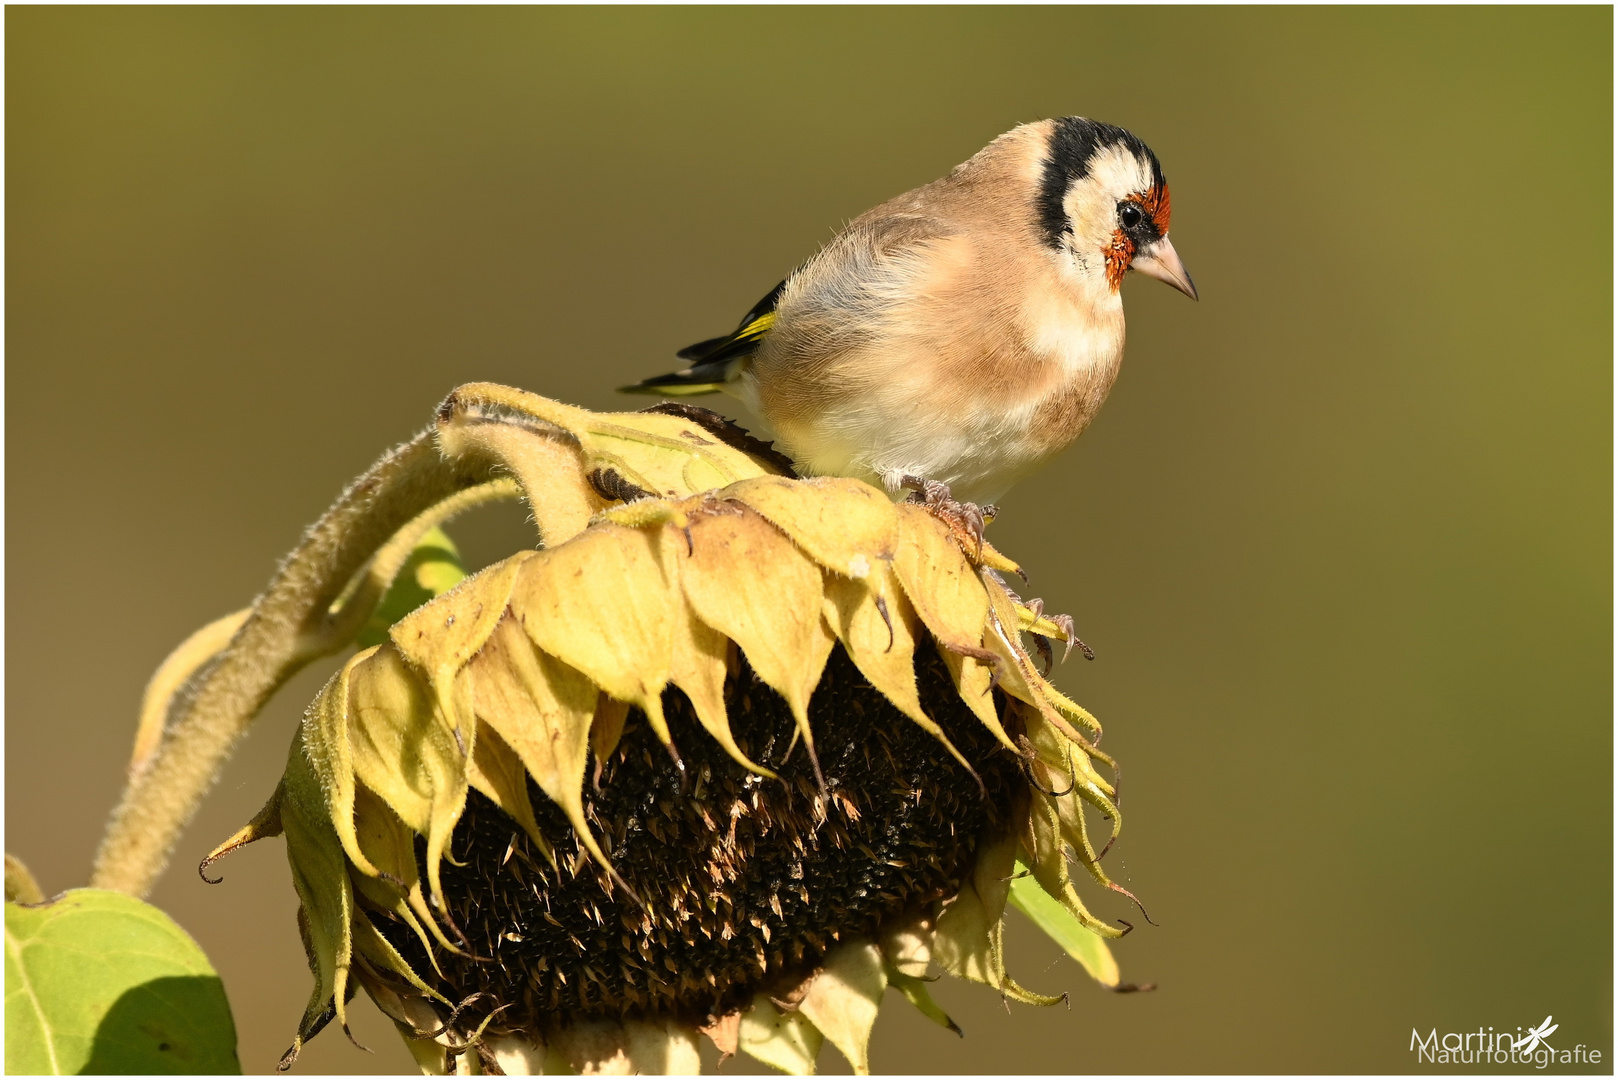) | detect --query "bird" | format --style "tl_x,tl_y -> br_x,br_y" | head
620,116 -> 1196,518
